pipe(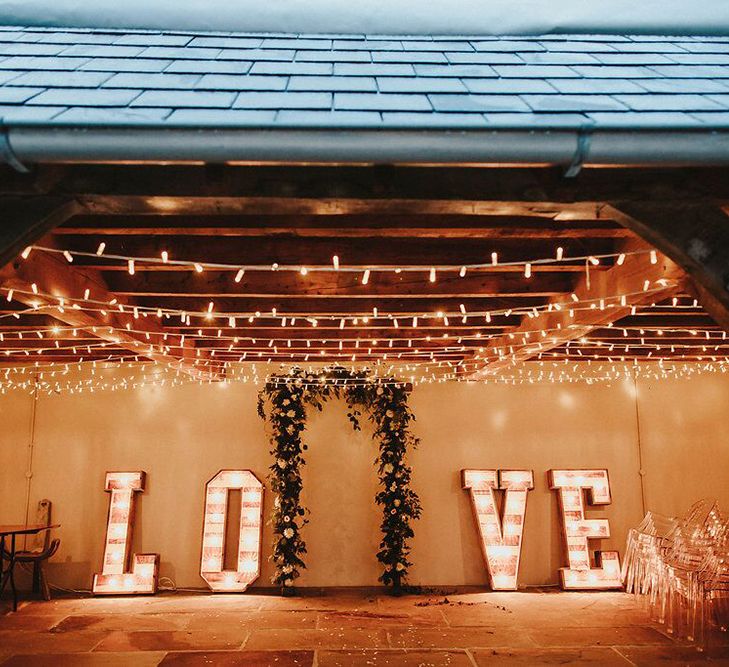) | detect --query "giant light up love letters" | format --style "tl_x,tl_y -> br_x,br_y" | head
93,469 -> 263,595
463,468 -> 621,591
93,466 -> 620,595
